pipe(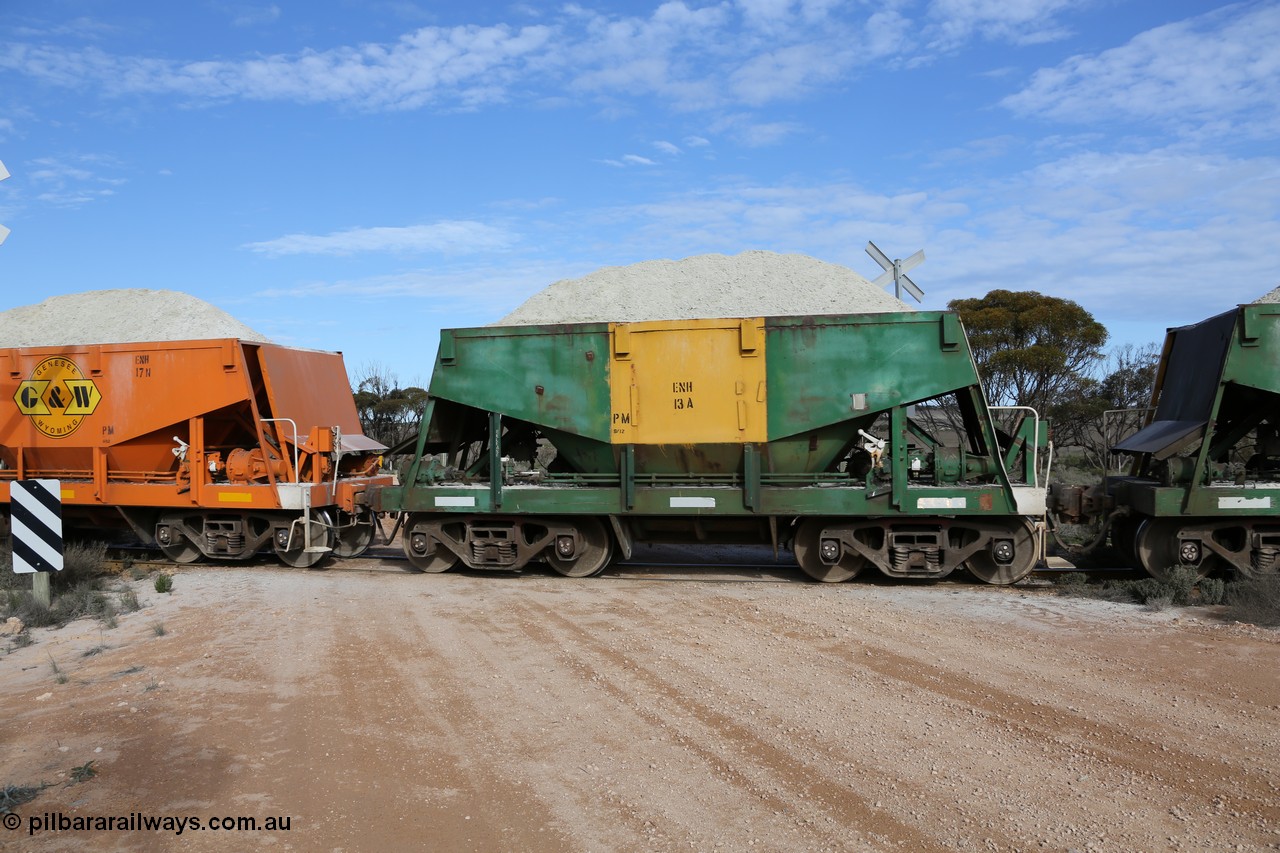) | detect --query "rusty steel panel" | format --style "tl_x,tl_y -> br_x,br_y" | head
430,324 -> 613,443
764,312 -> 980,442
257,343 -> 368,448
